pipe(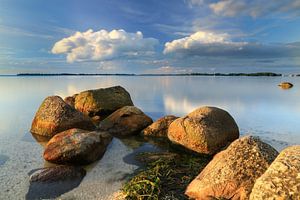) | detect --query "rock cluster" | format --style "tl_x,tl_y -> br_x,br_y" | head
28,85 -> 299,200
